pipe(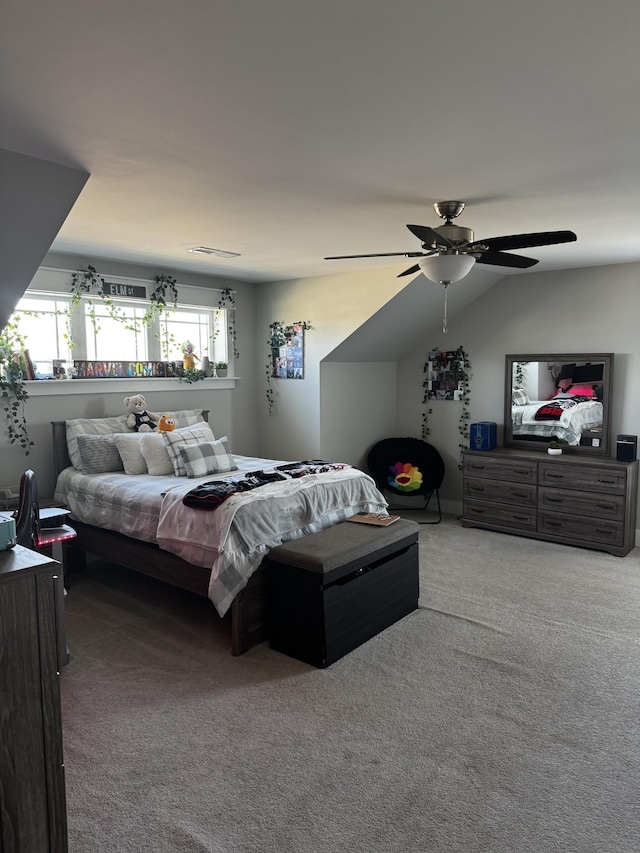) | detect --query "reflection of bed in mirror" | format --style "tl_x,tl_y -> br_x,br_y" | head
504,354 -> 613,455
